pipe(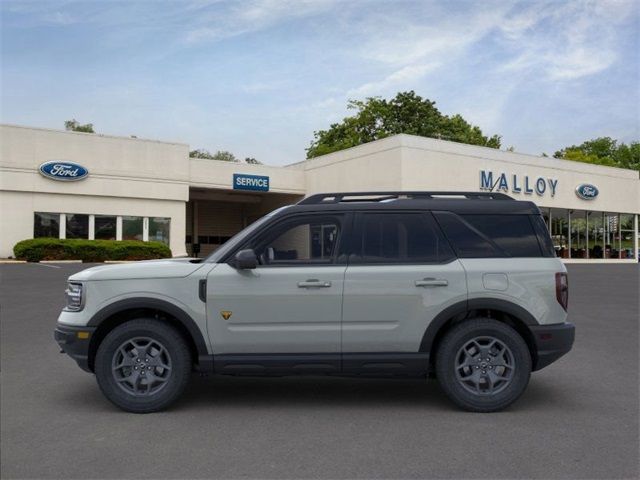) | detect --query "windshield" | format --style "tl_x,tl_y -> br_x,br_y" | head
204,205 -> 292,263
